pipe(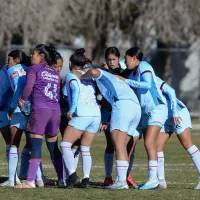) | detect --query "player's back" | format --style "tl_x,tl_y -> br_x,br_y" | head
7,64 -> 29,111
7,64 -> 28,90
96,69 -> 139,105
29,63 -> 61,110
66,71 -> 100,117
